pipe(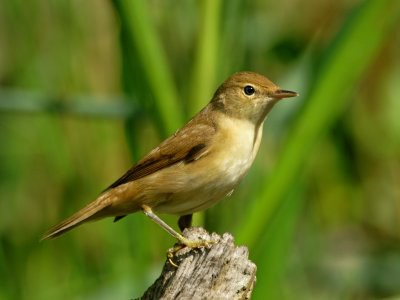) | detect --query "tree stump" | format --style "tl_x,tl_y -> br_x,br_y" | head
138,227 -> 257,300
